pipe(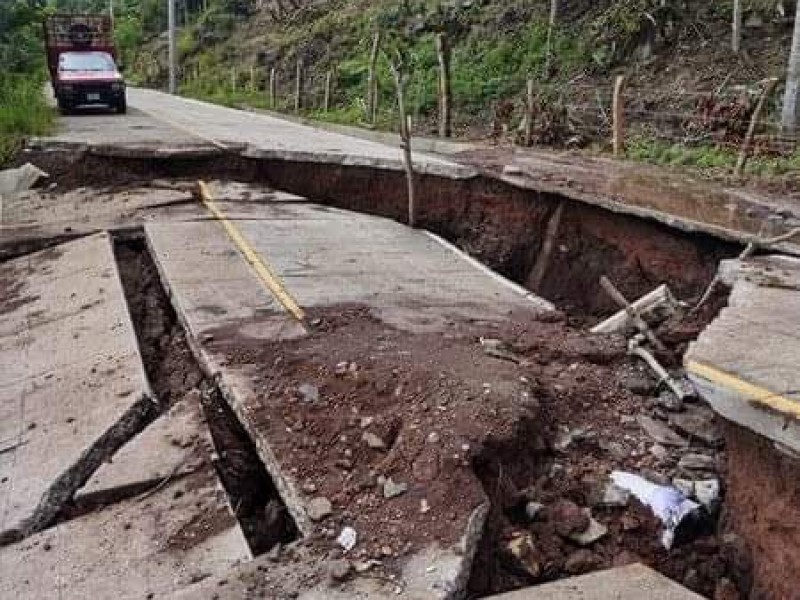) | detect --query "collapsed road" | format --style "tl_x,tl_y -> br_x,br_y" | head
1,89 -> 800,599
